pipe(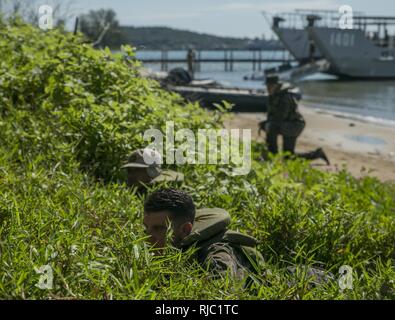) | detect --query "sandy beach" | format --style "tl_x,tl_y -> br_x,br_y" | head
224,104 -> 395,182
